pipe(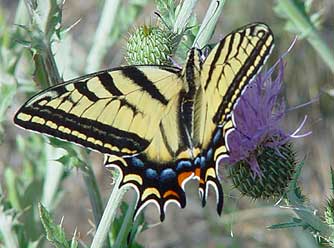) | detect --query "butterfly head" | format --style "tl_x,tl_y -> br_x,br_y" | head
189,47 -> 203,70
